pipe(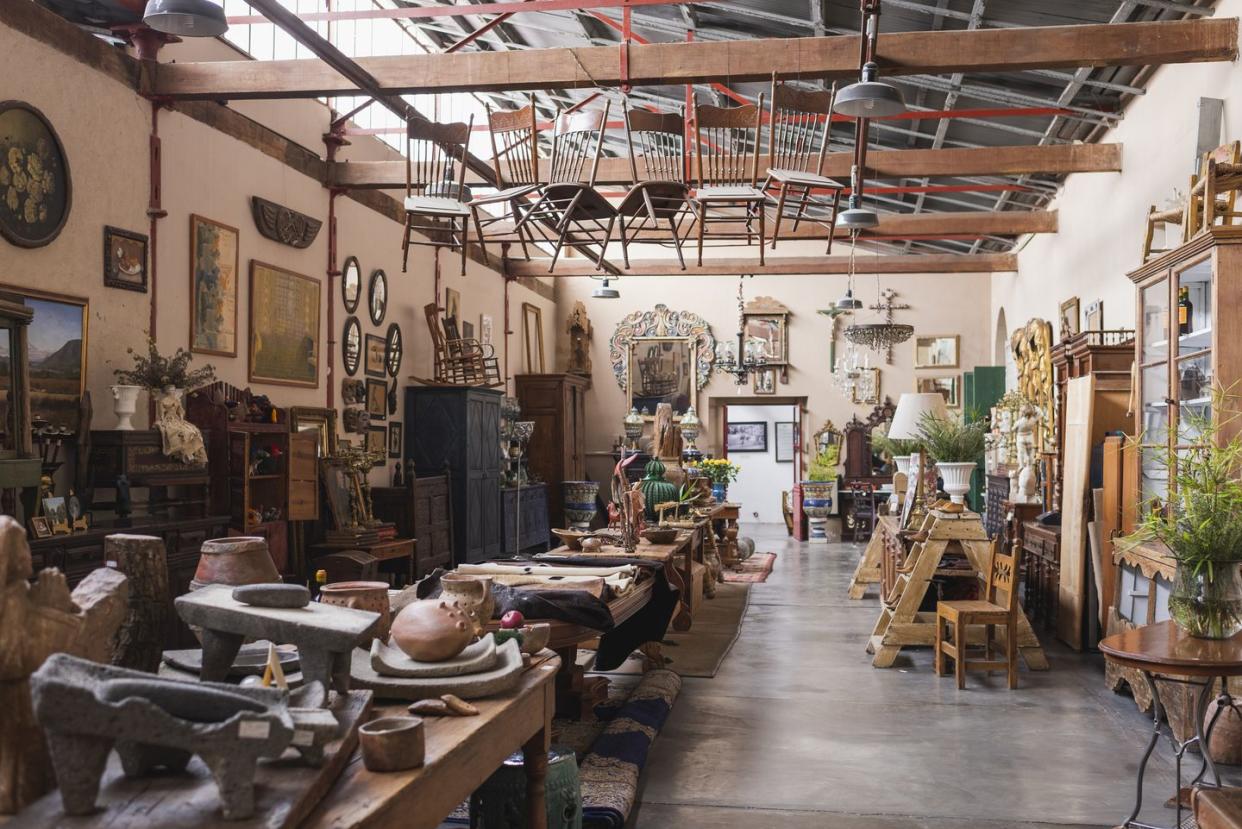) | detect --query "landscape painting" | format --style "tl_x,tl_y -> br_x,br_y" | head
190,214 -> 239,356
0,292 -> 86,433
